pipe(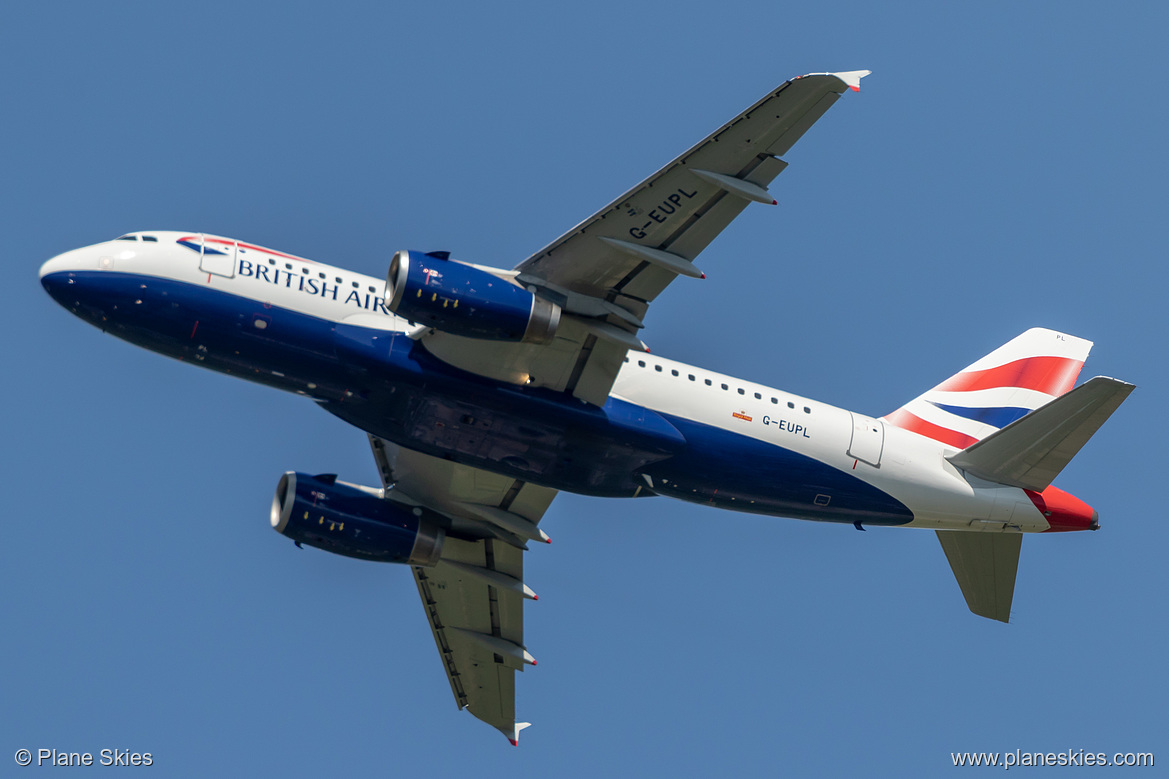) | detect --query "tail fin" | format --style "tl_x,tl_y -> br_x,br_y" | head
883,328 -> 1092,449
